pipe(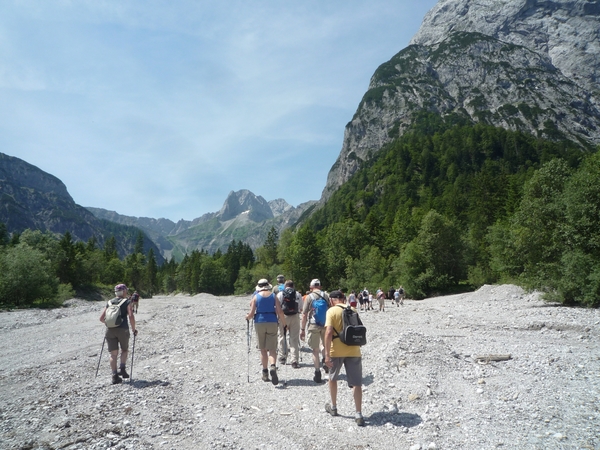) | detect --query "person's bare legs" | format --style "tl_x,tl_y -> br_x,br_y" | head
109,350 -> 118,372
312,348 -> 320,370
353,385 -> 363,413
329,379 -> 338,407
